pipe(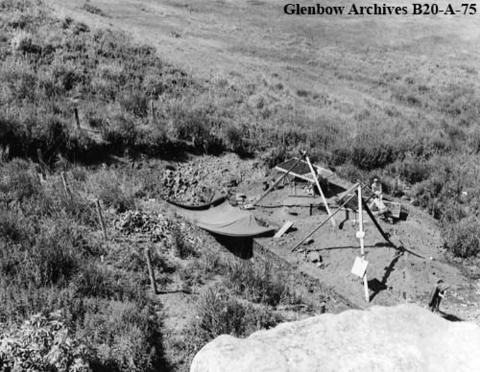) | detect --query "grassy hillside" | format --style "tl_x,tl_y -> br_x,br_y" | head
1,0 -> 480,369
0,3 -> 320,370
6,0 -> 480,258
